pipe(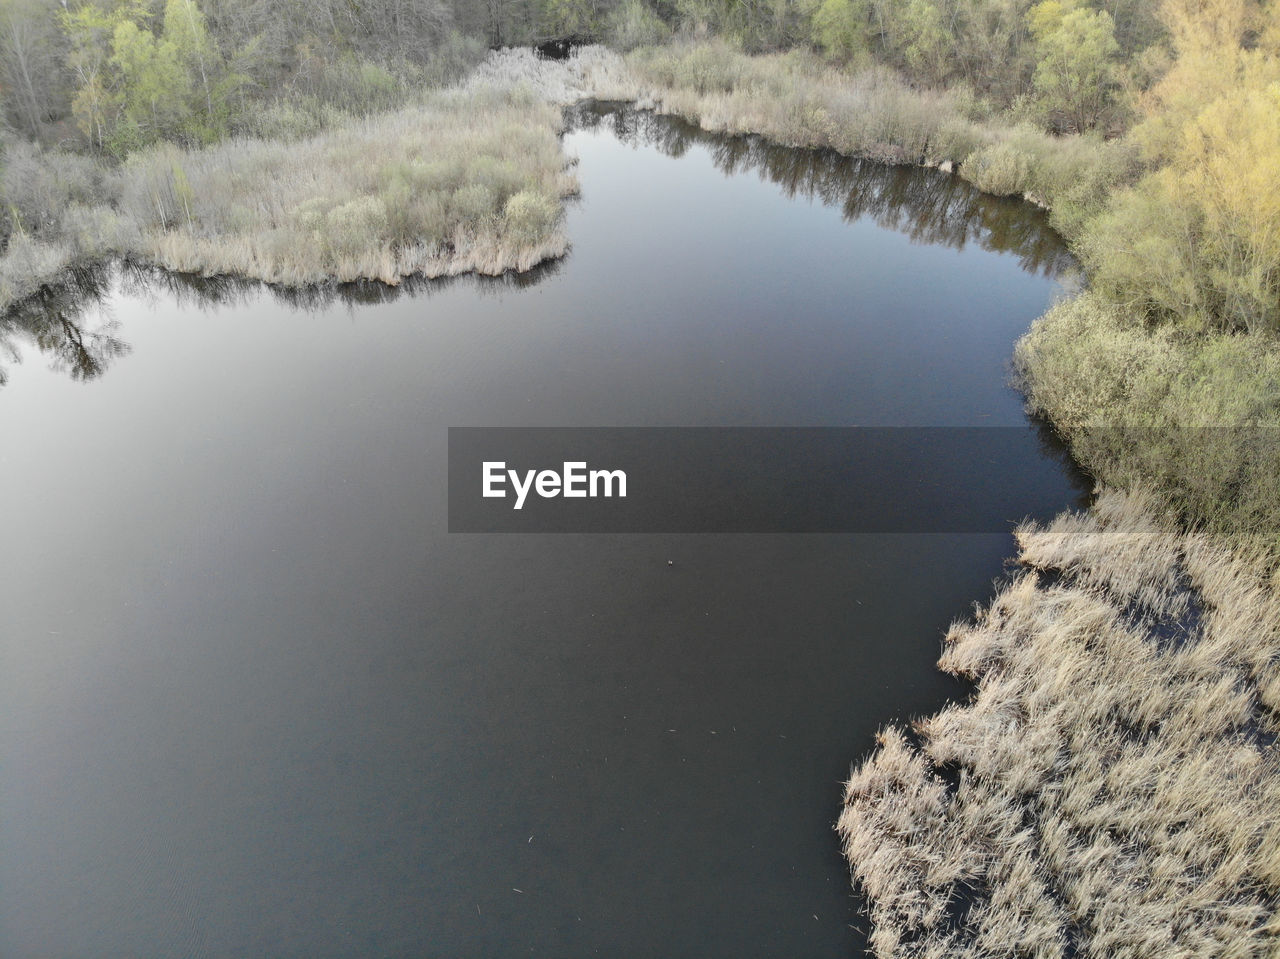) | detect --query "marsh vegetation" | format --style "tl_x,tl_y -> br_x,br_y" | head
2,85 -> 574,303
3,0 -> 1279,955
839,490 -> 1280,958
0,109 -> 1077,957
